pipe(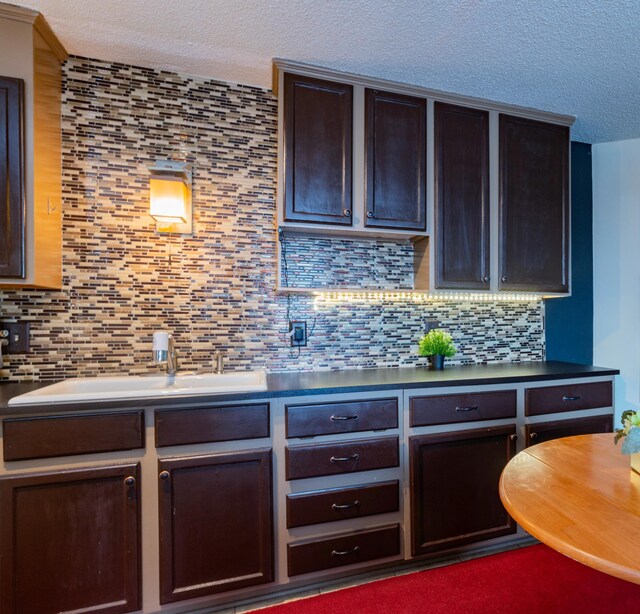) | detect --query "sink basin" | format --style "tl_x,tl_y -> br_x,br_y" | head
8,371 -> 268,406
